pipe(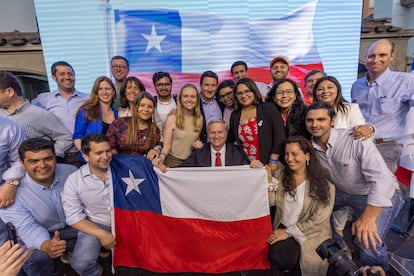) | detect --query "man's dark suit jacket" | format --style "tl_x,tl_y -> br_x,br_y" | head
179,142 -> 249,167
